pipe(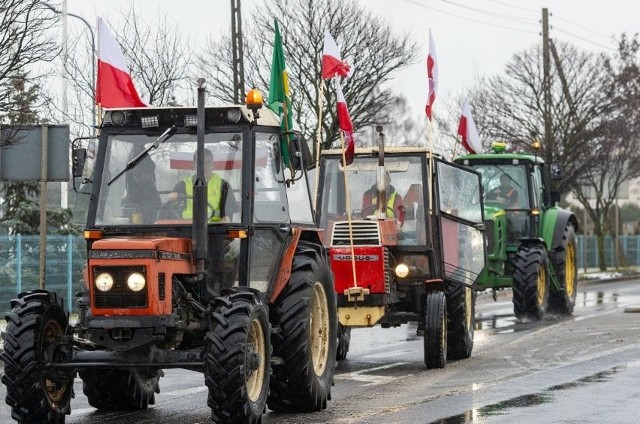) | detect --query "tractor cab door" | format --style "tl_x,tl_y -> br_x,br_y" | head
434,159 -> 486,287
